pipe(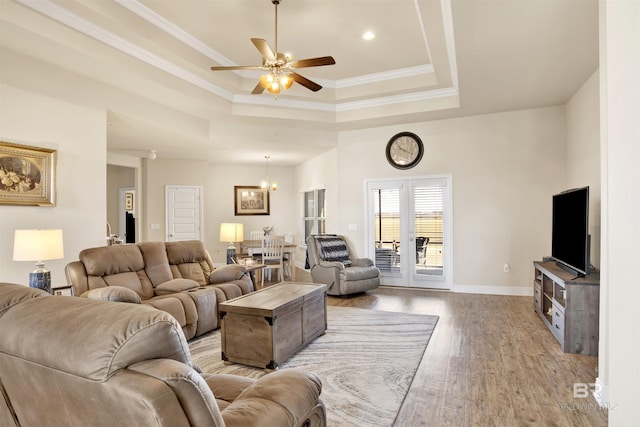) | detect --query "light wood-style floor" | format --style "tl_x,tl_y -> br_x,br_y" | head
275,269 -> 608,427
